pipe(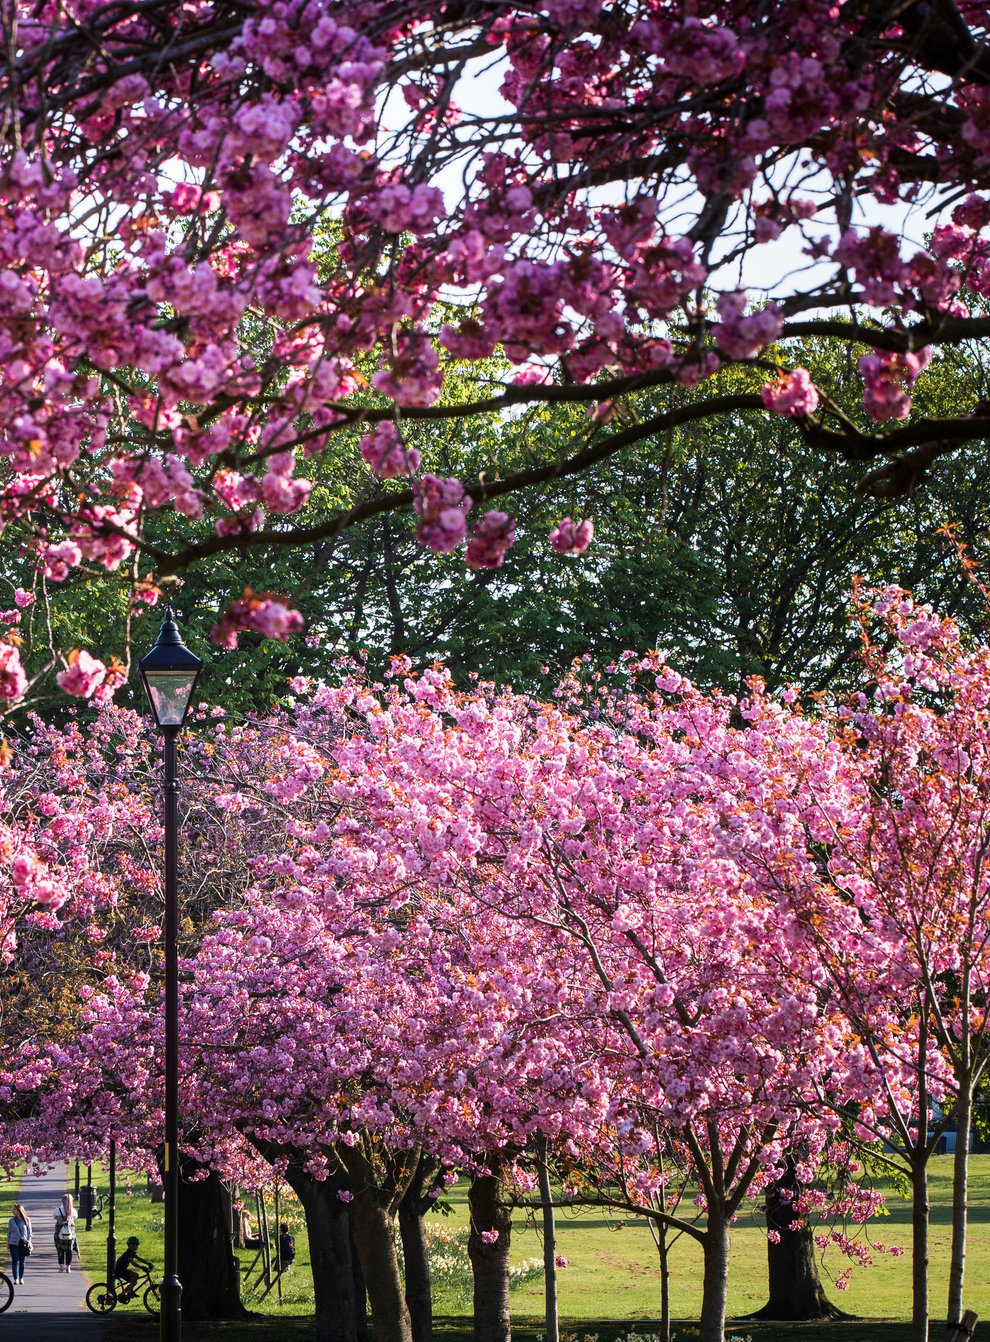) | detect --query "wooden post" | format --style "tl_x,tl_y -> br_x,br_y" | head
947,1310 -> 979,1342
257,1191 -> 271,1288
274,1187 -> 283,1305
